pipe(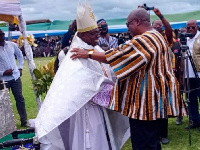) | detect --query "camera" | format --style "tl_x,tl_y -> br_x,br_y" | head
178,33 -> 192,45
100,24 -> 108,31
178,33 -> 192,39
143,3 -> 154,11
